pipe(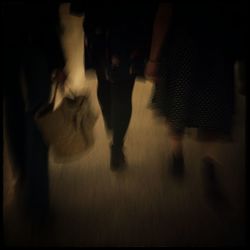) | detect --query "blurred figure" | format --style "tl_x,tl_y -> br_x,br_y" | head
3,1 -> 87,225
3,1 -> 65,225
145,3 -> 244,202
84,2 -> 154,170
237,61 -> 246,96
